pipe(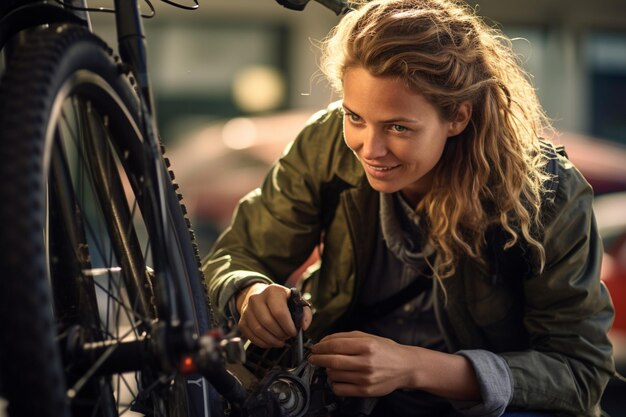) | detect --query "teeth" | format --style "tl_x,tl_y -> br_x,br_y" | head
369,165 -> 394,171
